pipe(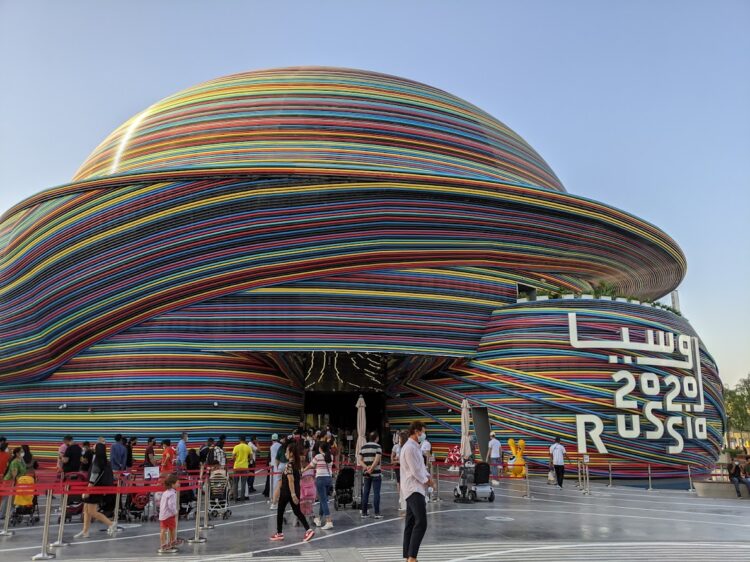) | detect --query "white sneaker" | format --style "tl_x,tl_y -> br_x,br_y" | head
313,516 -> 321,527
491,479 -> 500,485
270,503 -> 277,510
322,521 -> 334,530
107,524 -> 117,535
74,530 -> 89,539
